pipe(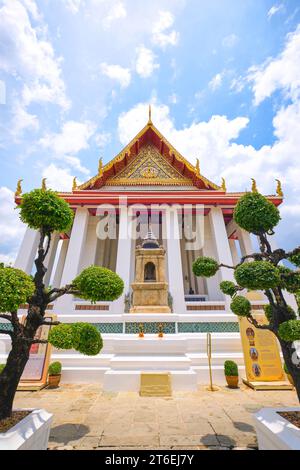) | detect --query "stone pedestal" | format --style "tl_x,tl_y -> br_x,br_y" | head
130,233 -> 171,313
